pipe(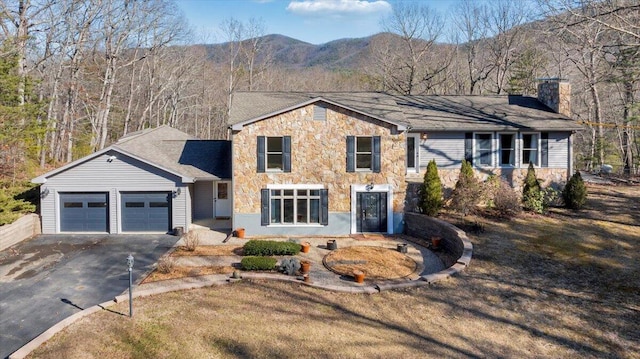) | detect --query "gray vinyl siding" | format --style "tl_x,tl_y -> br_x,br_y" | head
40,151 -> 187,234
418,132 -> 465,169
547,132 -> 570,168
